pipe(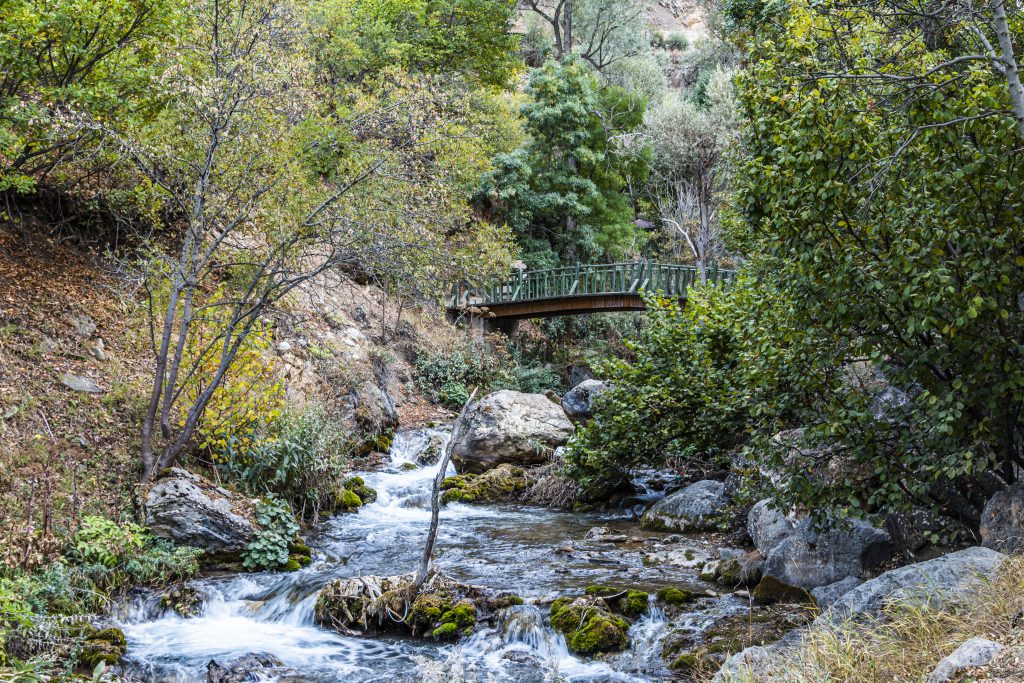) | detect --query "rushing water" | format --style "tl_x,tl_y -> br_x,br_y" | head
117,428 -> 740,682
